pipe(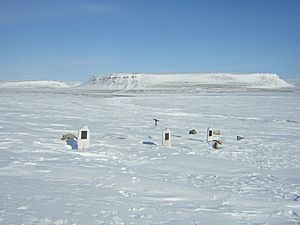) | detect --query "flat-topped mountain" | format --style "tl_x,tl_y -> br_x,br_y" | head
86,73 -> 293,91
